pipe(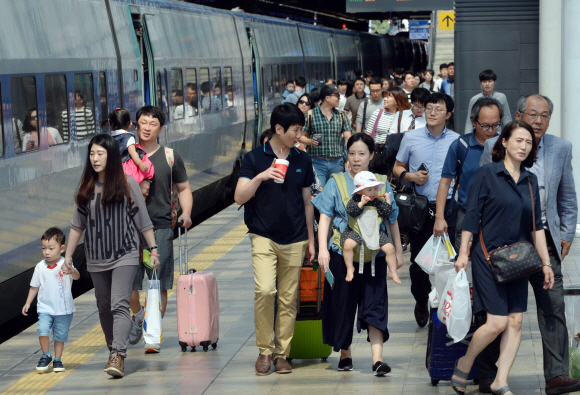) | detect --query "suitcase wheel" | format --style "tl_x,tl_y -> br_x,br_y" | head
431,379 -> 439,386
212,342 -> 217,349
321,358 -> 327,362
287,358 -> 292,362
179,341 -> 188,353
203,346 -> 209,352
191,347 -> 196,352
